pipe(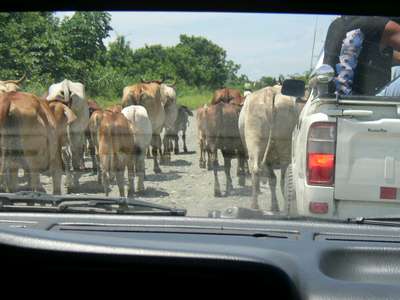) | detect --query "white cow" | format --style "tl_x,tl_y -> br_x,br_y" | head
121,105 -> 153,193
239,85 -> 297,211
46,79 -> 89,190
